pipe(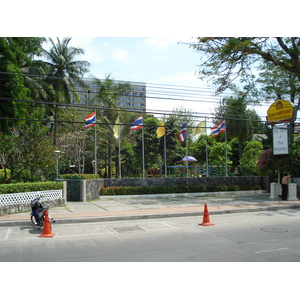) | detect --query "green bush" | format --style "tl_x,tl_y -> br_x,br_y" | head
0,169 -> 11,183
0,181 -> 63,194
100,184 -> 261,196
61,174 -> 100,180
